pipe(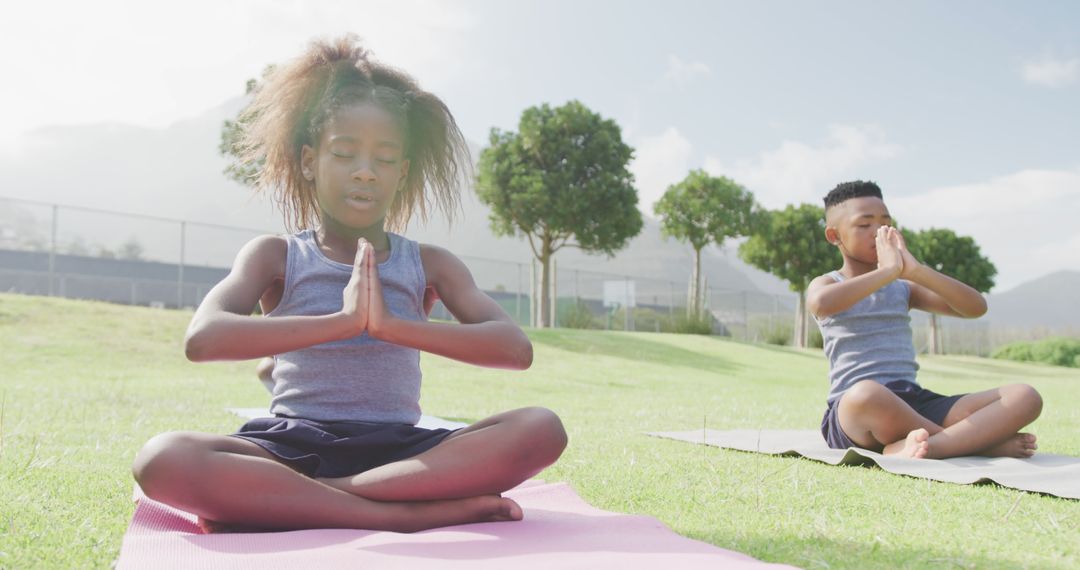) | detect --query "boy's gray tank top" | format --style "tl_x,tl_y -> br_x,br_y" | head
814,271 -> 920,403
267,229 -> 426,424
